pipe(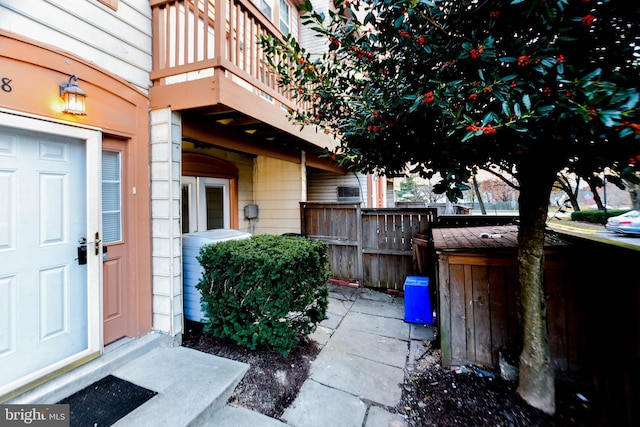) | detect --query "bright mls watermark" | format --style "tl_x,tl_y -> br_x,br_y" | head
0,405 -> 69,427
